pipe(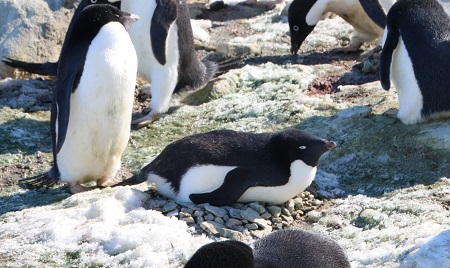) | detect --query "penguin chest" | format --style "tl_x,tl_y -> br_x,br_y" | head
391,37 -> 424,124
238,160 -> 317,204
57,22 -> 137,183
